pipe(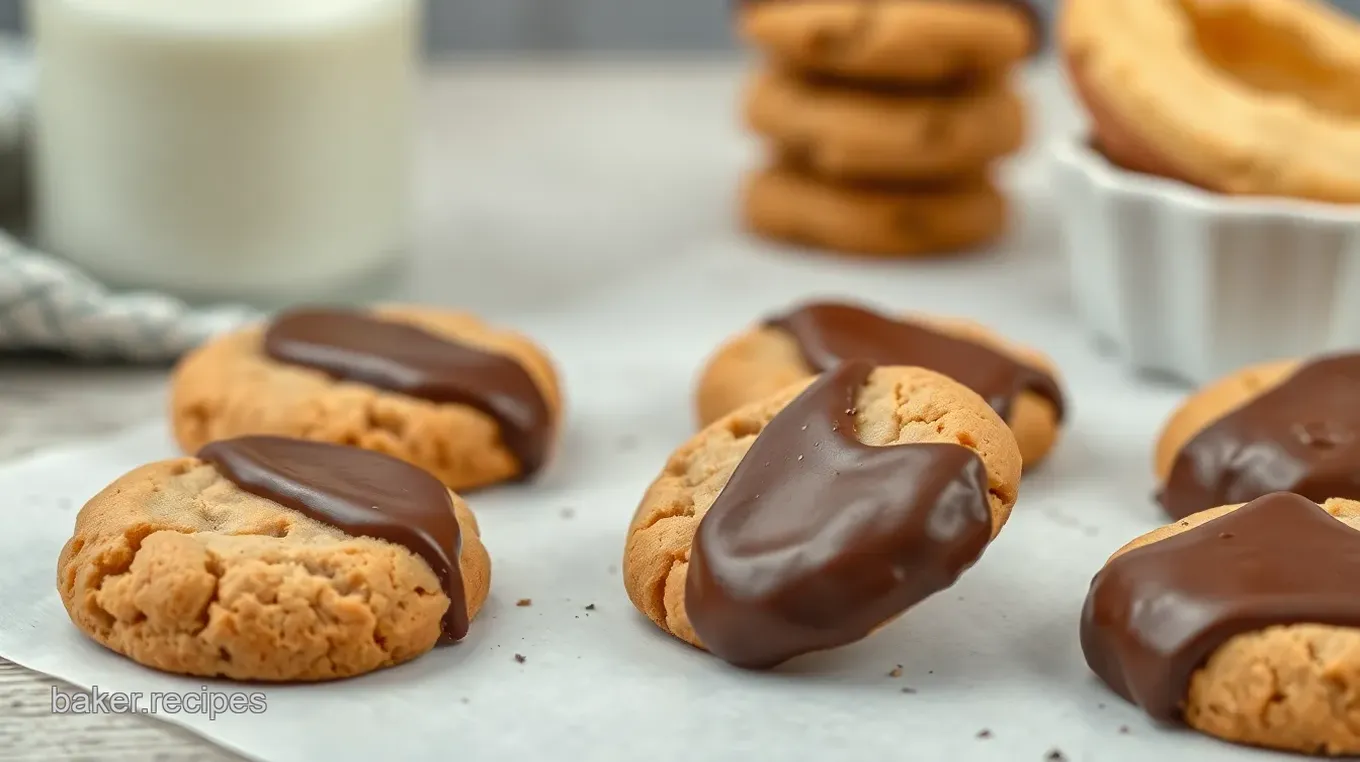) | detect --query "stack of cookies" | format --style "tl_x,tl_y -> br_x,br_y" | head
735,0 -> 1041,257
